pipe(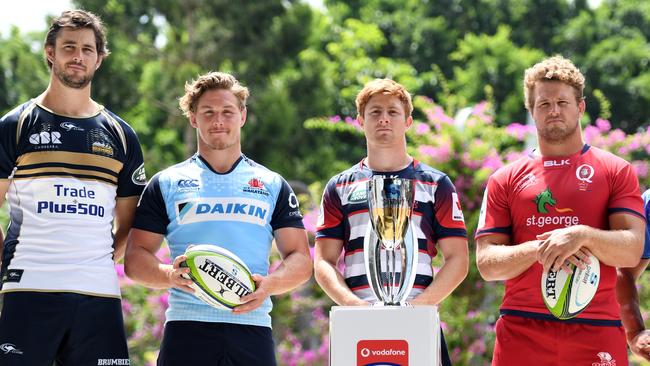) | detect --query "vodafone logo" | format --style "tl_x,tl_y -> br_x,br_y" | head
357,339 -> 408,366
